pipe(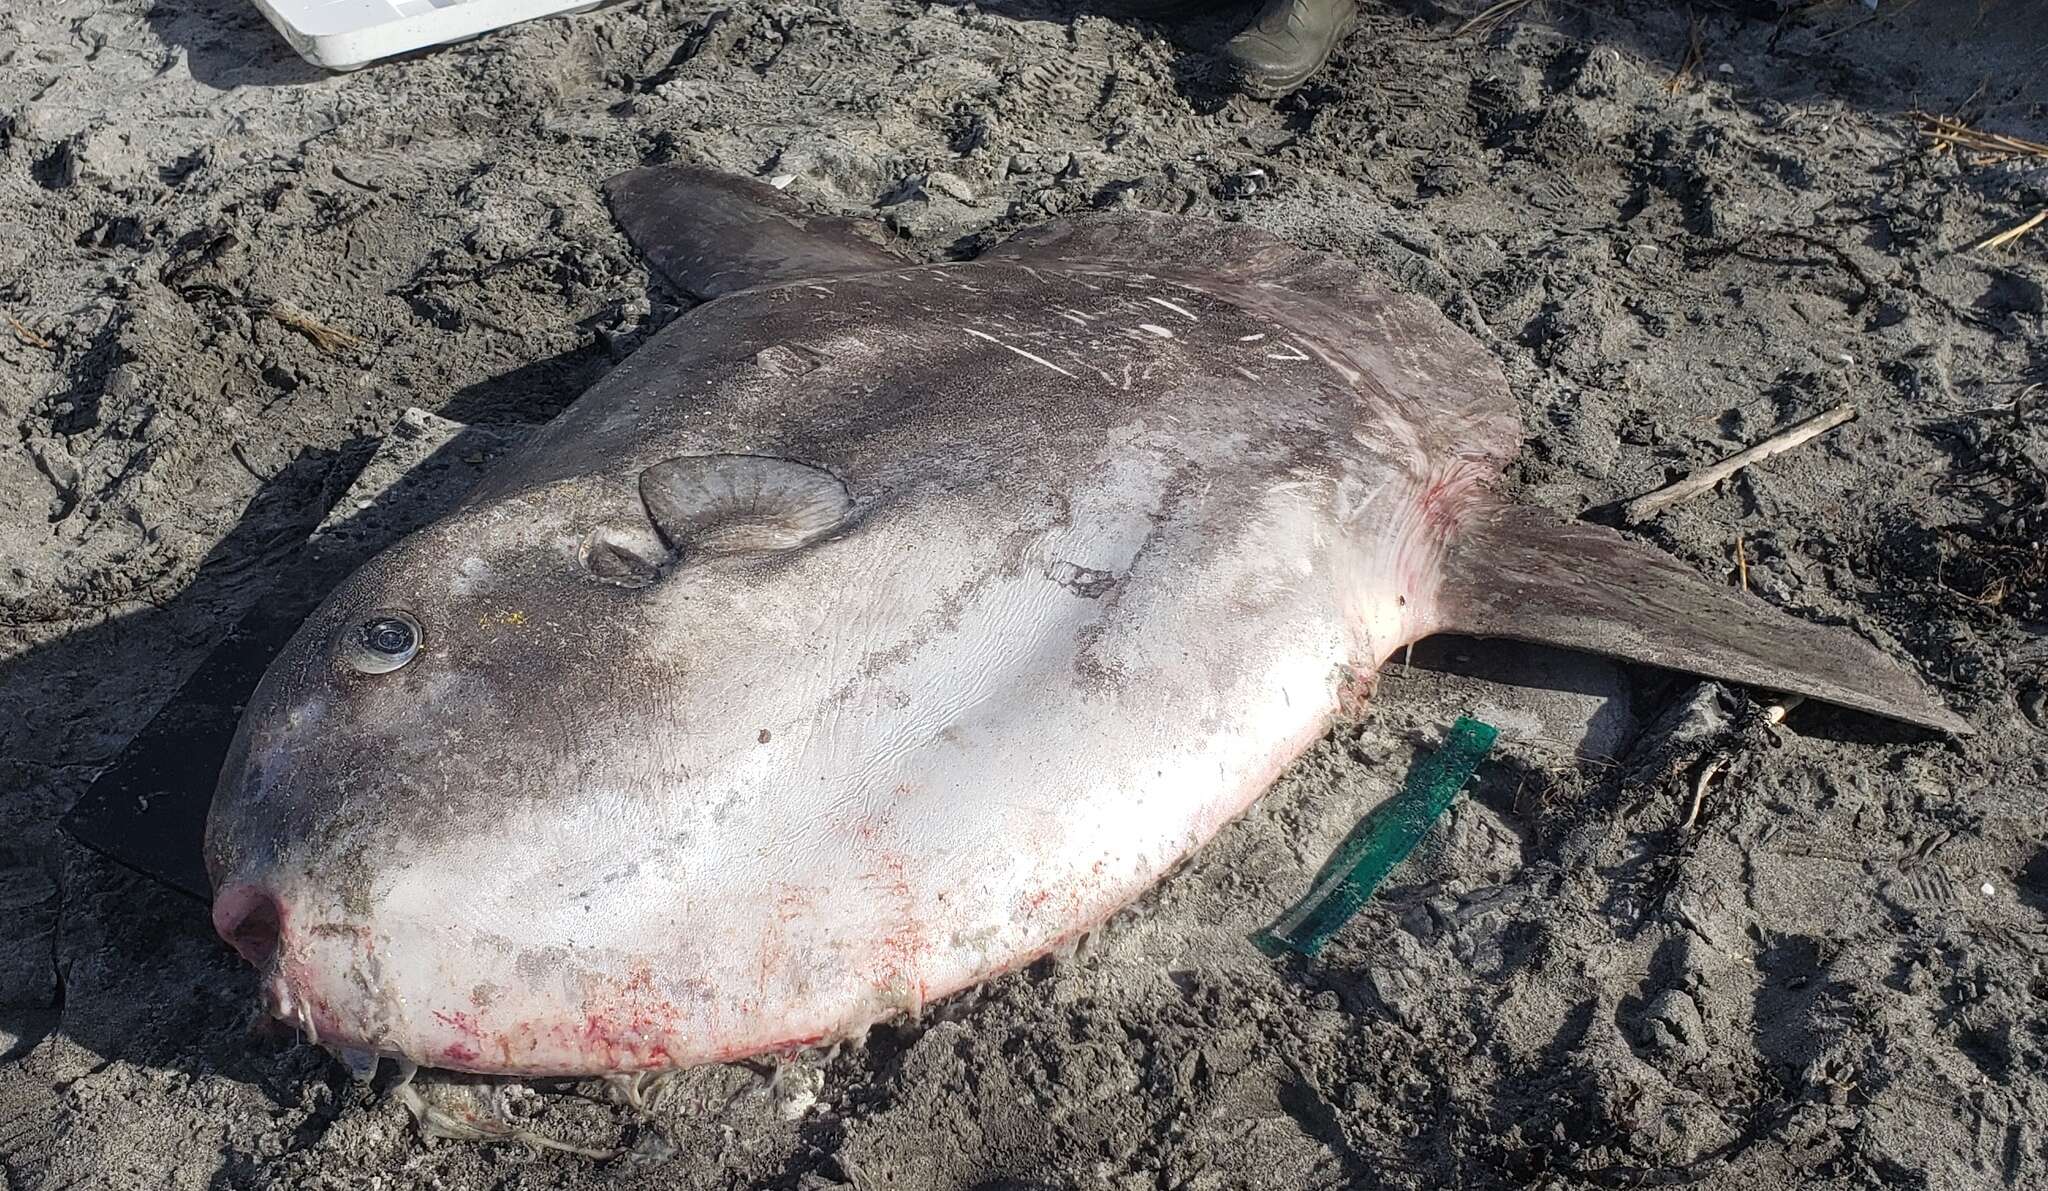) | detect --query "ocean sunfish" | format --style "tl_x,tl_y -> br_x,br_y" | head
204,165 -> 1968,1078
